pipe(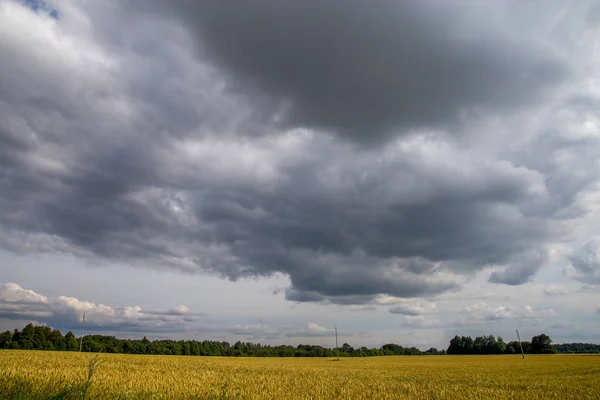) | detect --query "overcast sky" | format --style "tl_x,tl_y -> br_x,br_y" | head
0,0 -> 599,350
